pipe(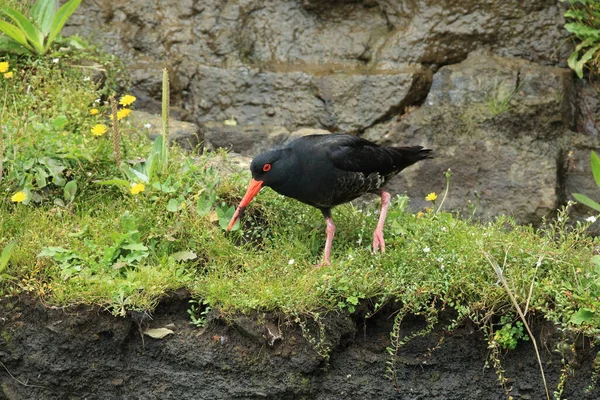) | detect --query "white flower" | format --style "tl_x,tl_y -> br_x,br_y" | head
440,227 -> 447,232
83,76 -> 91,82
52,58 -> 59,63
144,123 -> 152,129
94,98 -> 102,103
288,259 -> 295,265
440,264 -> 445,270
423,246 -> 431,253
586,216 -> 597,223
